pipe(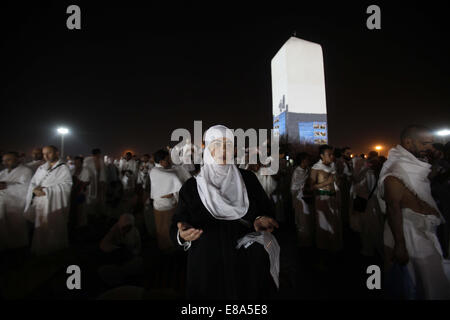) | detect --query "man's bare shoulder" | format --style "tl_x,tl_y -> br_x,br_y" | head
384,175 -> 405,202
384,175 -> 405,186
